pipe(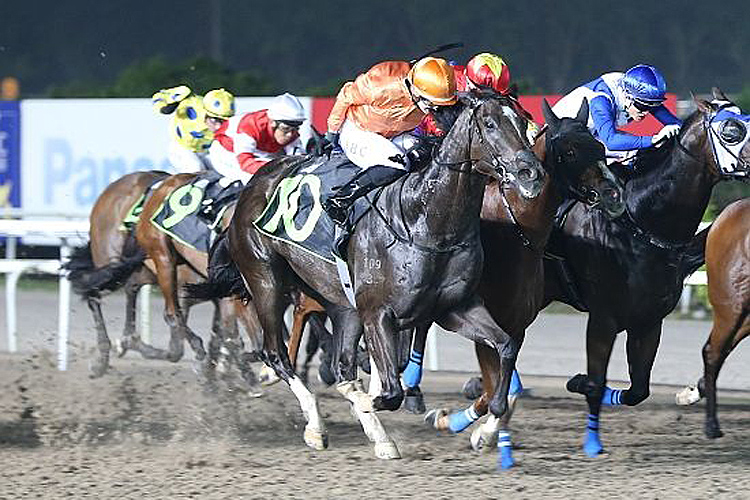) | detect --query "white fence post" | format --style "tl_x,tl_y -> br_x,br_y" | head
138,284 -> 151,344
5,236 -> 18,352
57,240 -> 71,371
